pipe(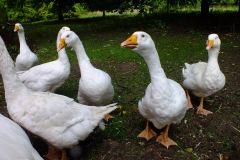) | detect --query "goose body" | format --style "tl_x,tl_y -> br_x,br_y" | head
0,114 -> 43,160
139,79 -> 187,129
59,31 -> 114,106
121,31 -> 187,148
182,34 -> 225,115
78,64 -> 114,106
0,36 -> 117,159
18,27 -> 71,92
14,23 -> 38,72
